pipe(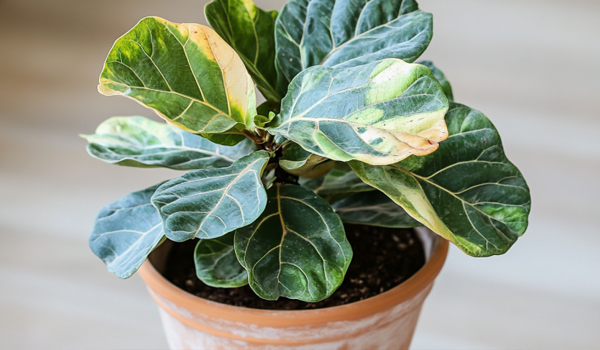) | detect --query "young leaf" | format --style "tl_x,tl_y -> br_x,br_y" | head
83,116 -> 255,170
206,0 -> 281,103
419,61 -> 454,101
89,184 -> 165,279
152,151 -> 270,242
275,0 -> 431,94
270,59 -> 449,165
99,17 -> 257,135
194,232 -> 248,288
235,184 -> 352,302
300,162 -> 374,202
332,191 -> 420,228
280,142 -> 334,179
350,103 -> 531,257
